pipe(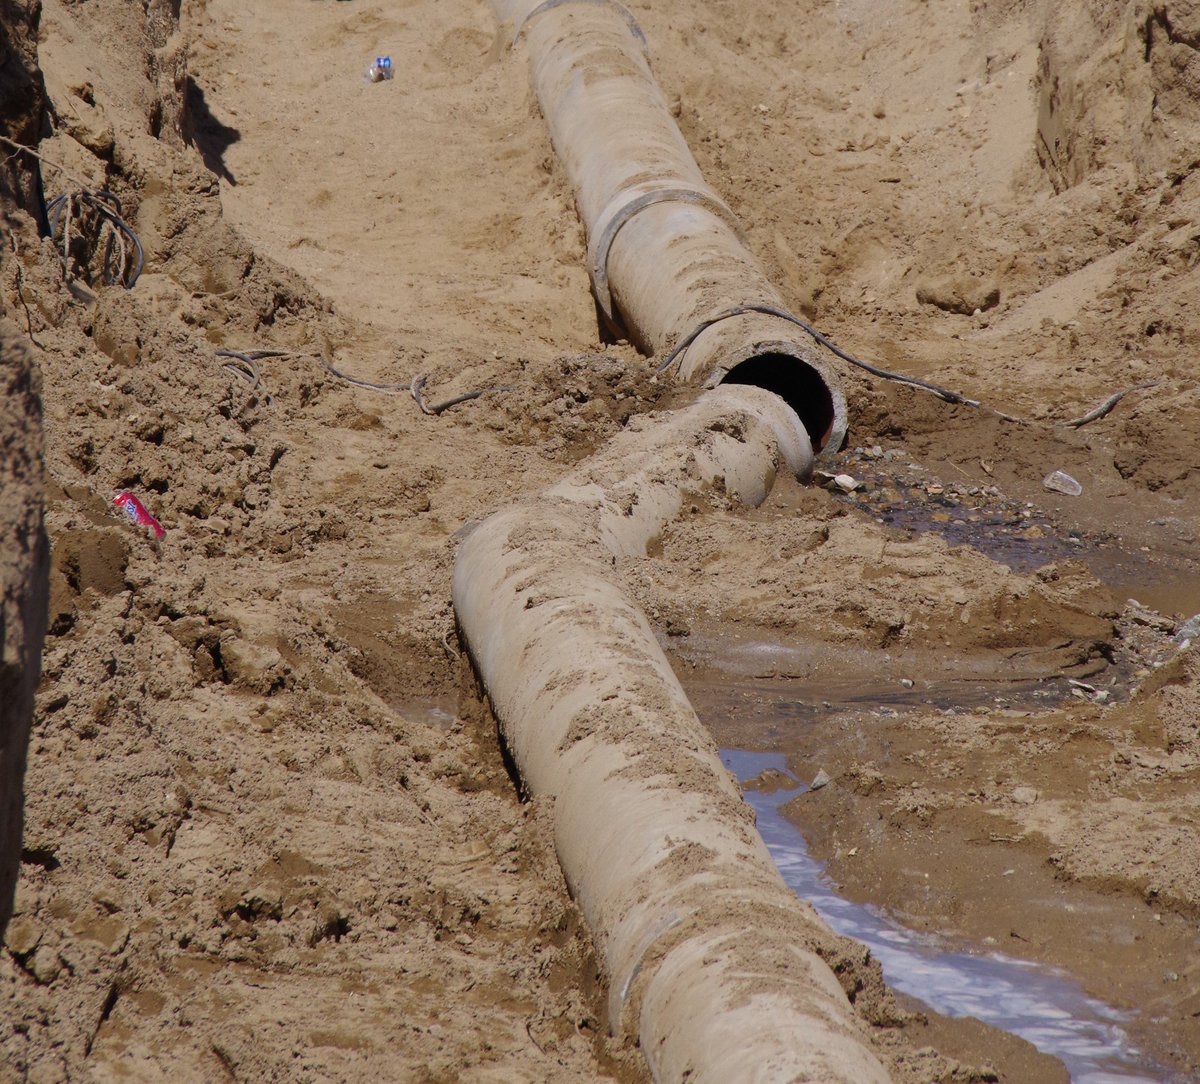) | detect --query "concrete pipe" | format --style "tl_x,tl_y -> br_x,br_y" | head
453,386 -> 890,1083
496,0 -> 848,455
